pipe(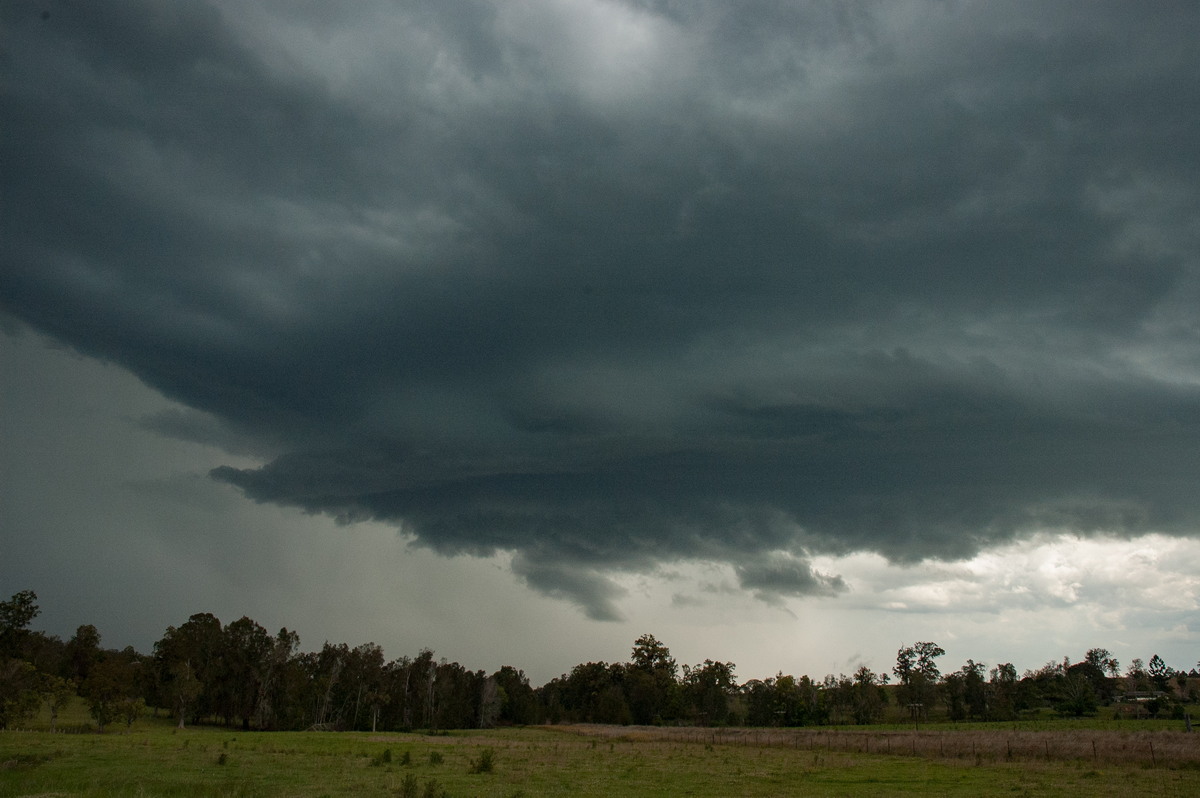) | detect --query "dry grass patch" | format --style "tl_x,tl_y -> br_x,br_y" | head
555,723 -> 1200,769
